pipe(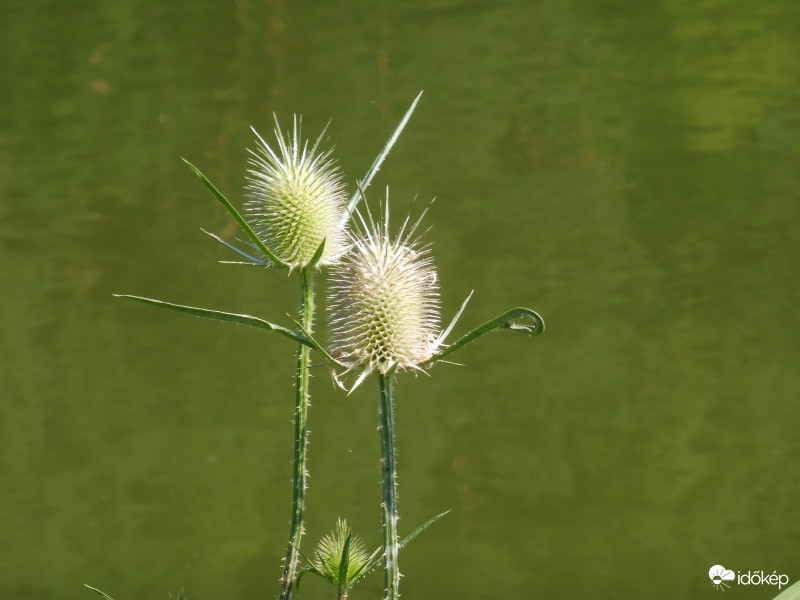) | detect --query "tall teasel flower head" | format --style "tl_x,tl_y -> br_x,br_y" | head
328,191 -> 443,390
244,115 -> 349,269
